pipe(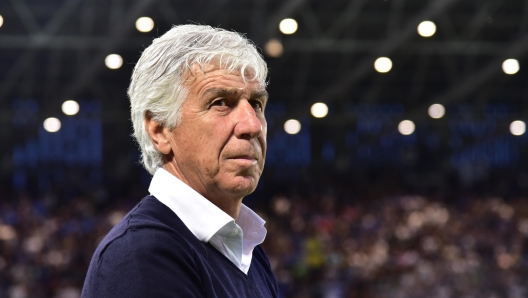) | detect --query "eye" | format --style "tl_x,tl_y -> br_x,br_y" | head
249,100 -> 263,111
211,99 -> 227,107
